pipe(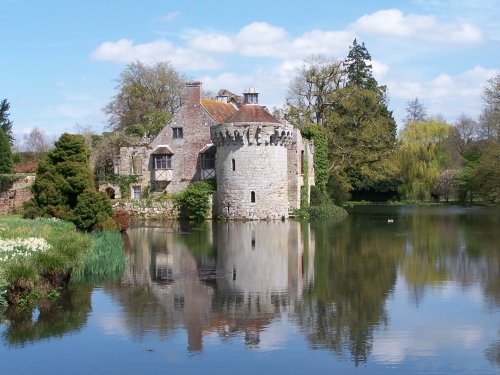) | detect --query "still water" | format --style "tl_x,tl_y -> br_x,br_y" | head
1,206 -> 499,374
